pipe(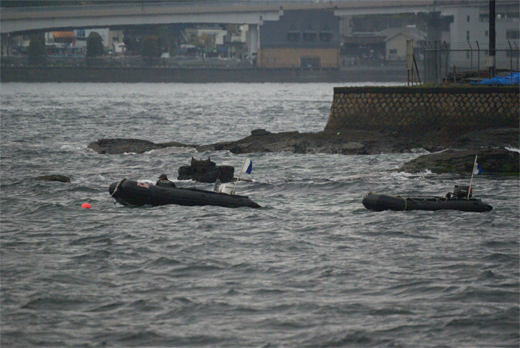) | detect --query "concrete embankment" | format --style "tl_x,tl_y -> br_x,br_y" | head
326,86 -> 519,144
0,66 -> 406,83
